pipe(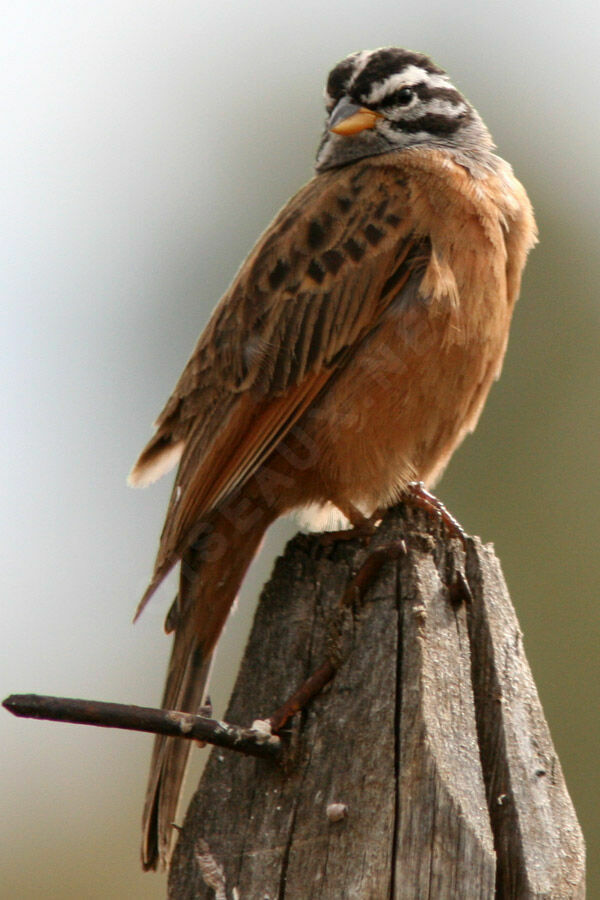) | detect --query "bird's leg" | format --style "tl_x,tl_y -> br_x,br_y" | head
404,481 -> 467,545
316,502 -> 383,546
